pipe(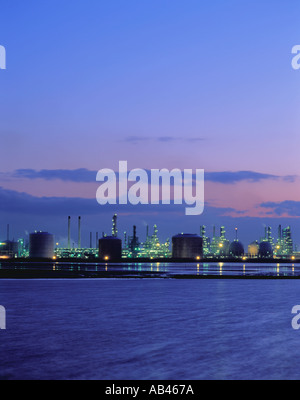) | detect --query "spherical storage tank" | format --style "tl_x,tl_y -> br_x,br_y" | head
259,241 -> 273,258
29,232 -> 54,259
172,234 -> 203,259
248,241 -> 259,258
99,236 -> 122,261
229,241 -> 244,257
